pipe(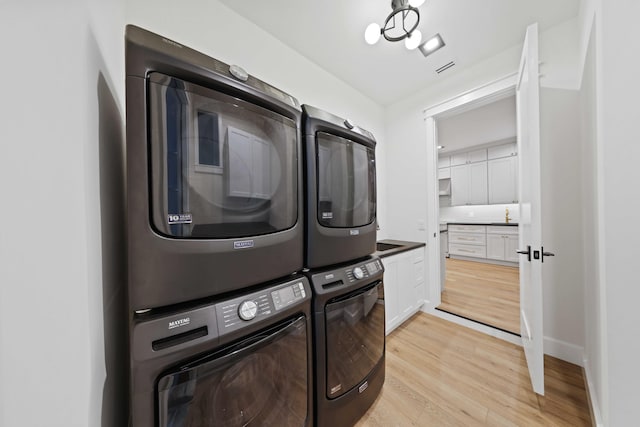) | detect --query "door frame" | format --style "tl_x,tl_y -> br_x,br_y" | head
421,72 -> 519,344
